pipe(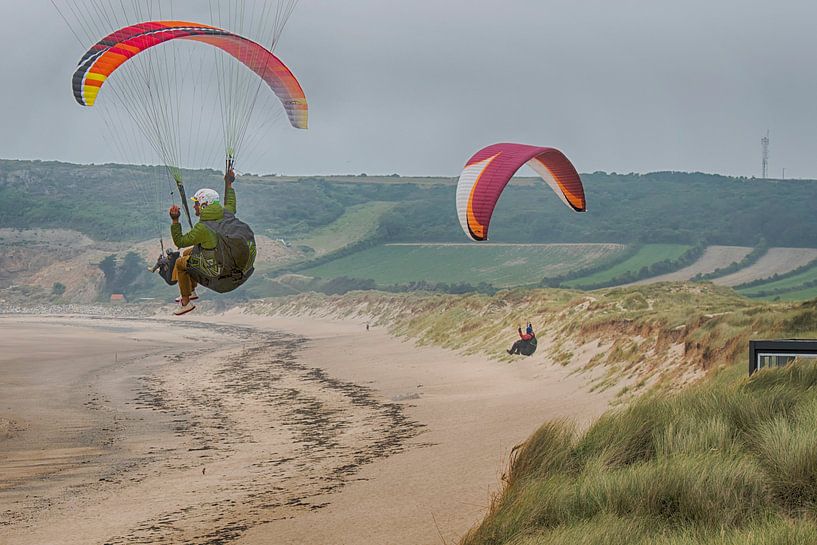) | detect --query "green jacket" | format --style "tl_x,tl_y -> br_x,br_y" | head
171,187 -> 236,249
